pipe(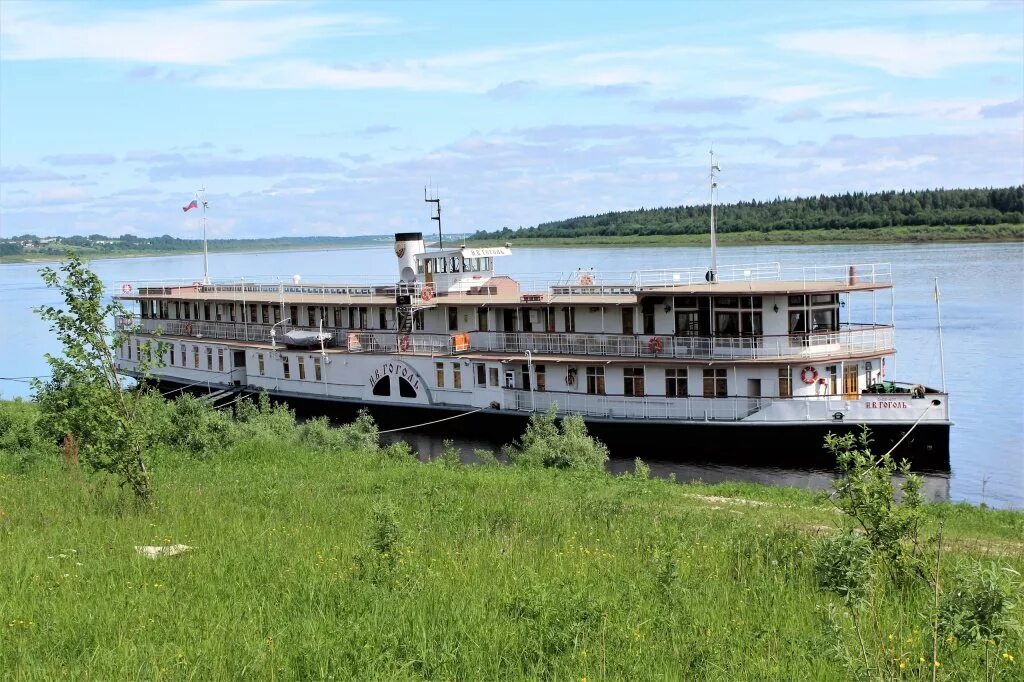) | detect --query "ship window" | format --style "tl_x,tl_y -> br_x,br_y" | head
535,364 -> 546,392
203,303 -> 211,320
379,307 -> 388,329
372,376 -> 390,396
716,297 -> 739,308
585,366 -> 605,395
624,367 -> 645,396
812,294 -> 837,305
314,357 -> 322,381
477,307 -> 488,331
193,345 -> 199,368
414,310 -> 425,331
206,348 -> 213,370
489,367 -> 499,387
258,353 -> 265,376
297,357 -> 306,380
215,304 -> 222,321
217,348 -> 224,372
308,306 -> 317,327
183,304 -> 191,320
435,362 -> 445,388
789,295 -> 806,307
703,368 -> 727,398
290,306 -> 298,326
448,307 -> 458,331
665,368 -> 687,397
358,307 -> 368,329
273,307 -> 281,324
452,363 -> 462,389
282,356 -> 290,379
779,367 -> 792,397
180,344 -> 186,367
475,363 -> 486,387
399,377 -> 416,397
